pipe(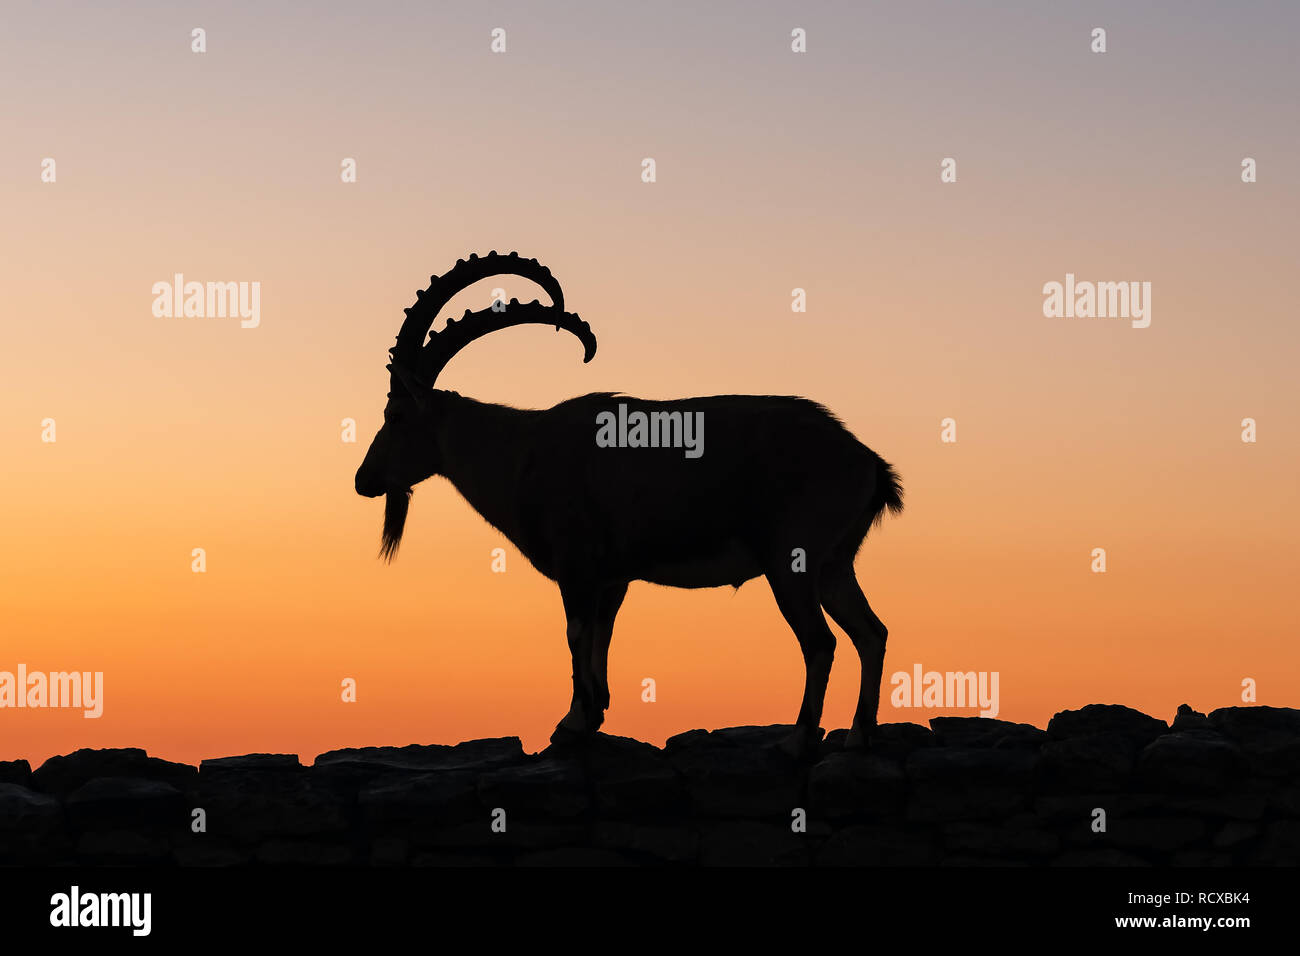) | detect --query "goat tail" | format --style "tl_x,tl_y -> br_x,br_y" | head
867,455 -> 904,533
